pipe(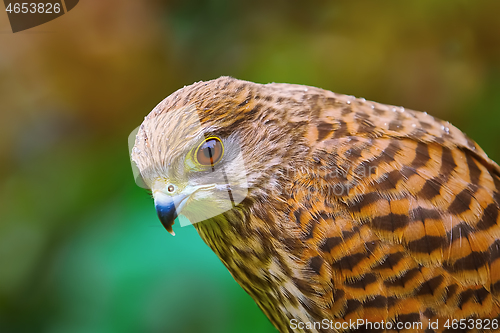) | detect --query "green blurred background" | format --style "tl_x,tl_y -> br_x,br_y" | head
1,1 -> 500,332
